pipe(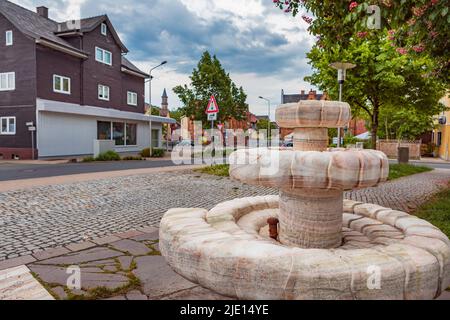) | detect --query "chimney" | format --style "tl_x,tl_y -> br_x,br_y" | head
37,6 -> 49,19
307,90 -> 317,100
